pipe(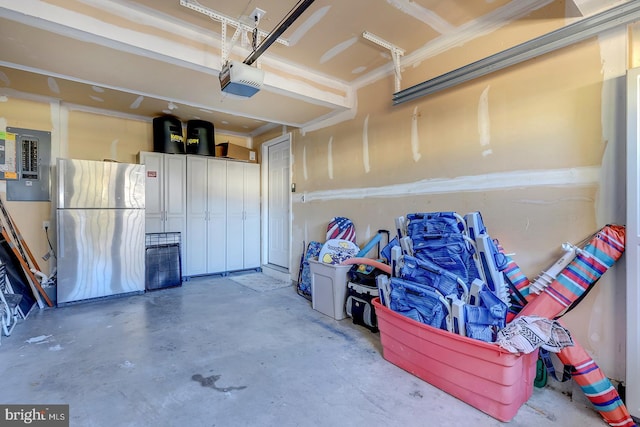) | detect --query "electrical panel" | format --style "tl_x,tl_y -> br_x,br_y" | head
5,127 -> 51,201
20,137 -> 40,180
